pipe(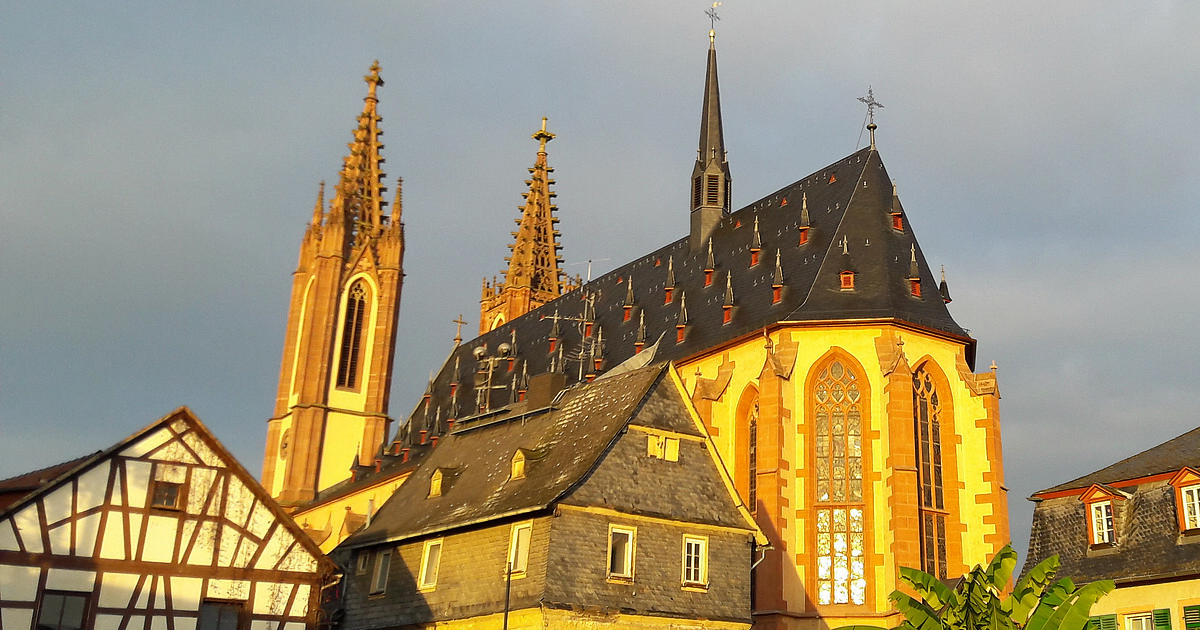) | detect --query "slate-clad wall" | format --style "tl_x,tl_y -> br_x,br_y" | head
544,509 -> 752,622
1025,482 -> 1200,584
565,400 -> 747,529
340,515 -> 552,629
